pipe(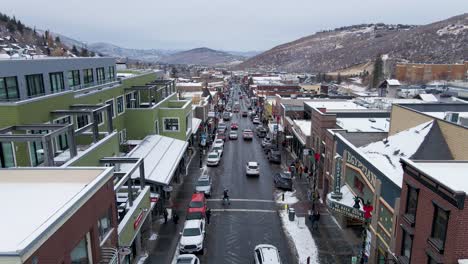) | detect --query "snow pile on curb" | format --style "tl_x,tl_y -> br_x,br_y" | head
279,210 -> 319,264
275,191 -> 299,204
